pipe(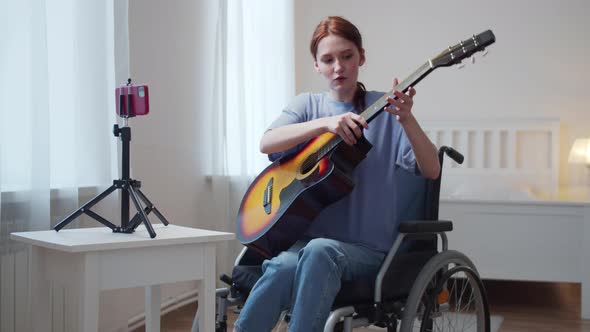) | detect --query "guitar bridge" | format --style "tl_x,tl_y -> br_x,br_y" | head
263,177 -> 273,214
